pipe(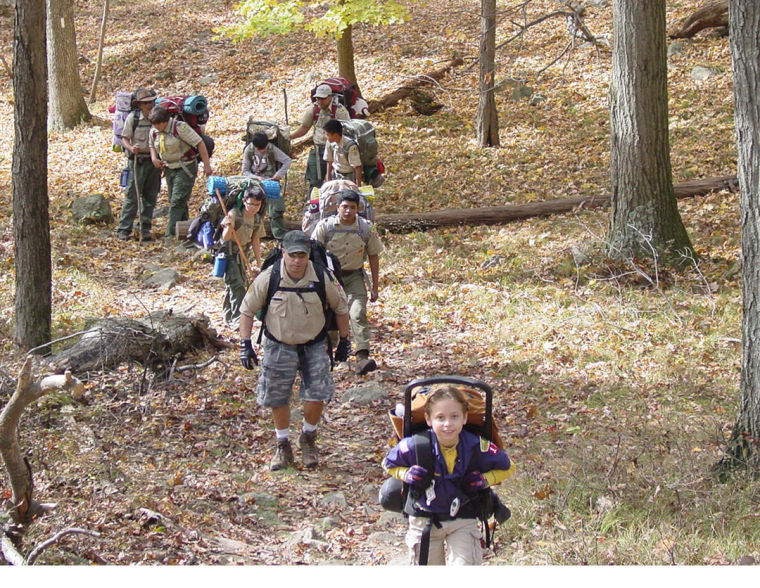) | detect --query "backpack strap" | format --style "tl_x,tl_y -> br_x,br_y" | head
325,215 -> 371,245
256,261 -> 331,346
411,431 -> 436,566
